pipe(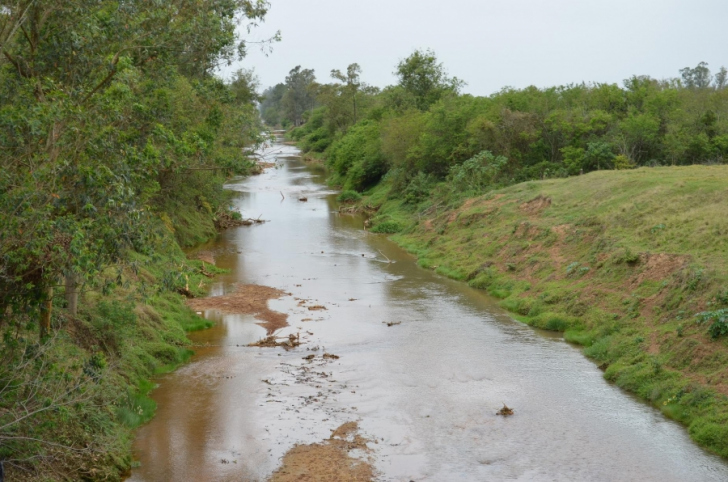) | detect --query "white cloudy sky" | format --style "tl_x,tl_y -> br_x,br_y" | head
230,0 -> 728,96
